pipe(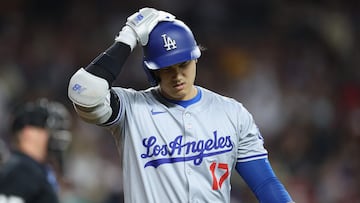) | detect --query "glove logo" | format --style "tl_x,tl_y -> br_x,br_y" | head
135,14 -> 144,24
161,34 -> 177,51
72,83 -> 86,94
